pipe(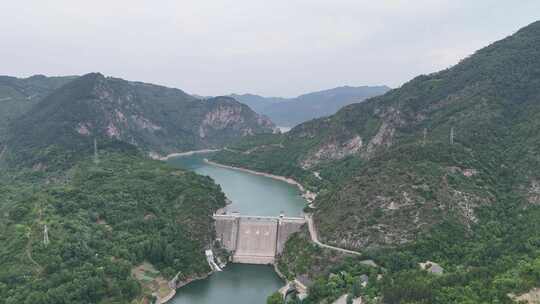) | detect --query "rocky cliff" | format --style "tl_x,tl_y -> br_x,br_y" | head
1,73 -> 275,169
